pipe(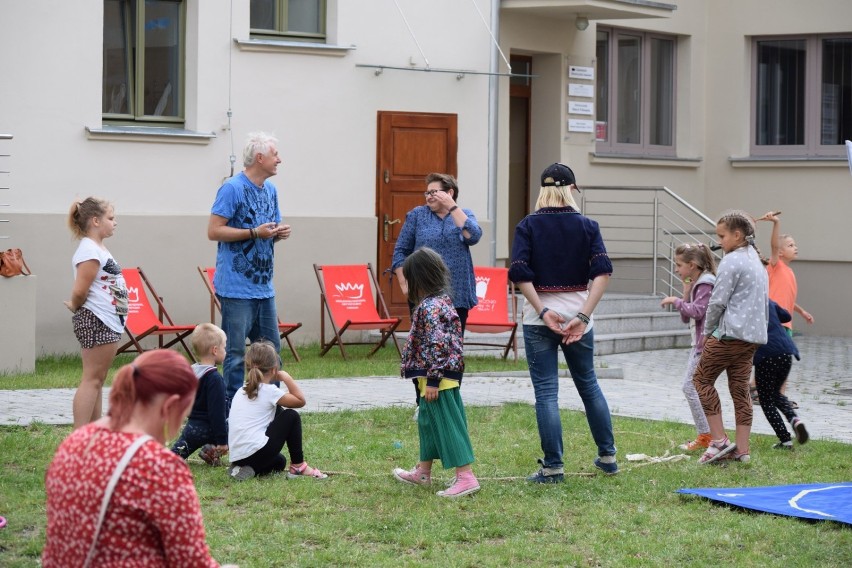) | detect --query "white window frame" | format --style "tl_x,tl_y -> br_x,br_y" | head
102,0 -> 185,125
250,0 -> 327,43
595,27 -> 677,157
